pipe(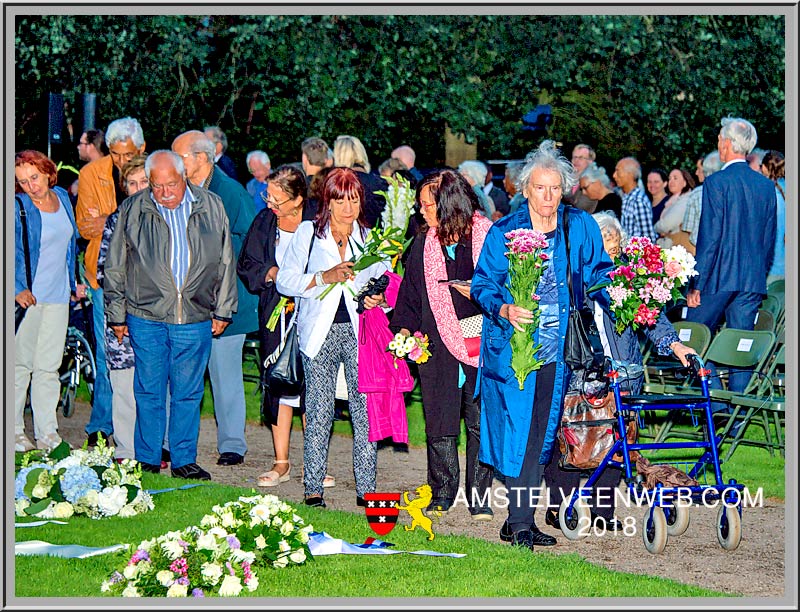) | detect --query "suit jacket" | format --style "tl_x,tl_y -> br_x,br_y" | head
216,154 -> 238,182
693,160 -> 777,295
76,155 -> 117,288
